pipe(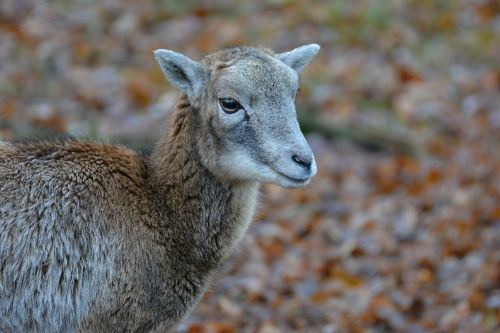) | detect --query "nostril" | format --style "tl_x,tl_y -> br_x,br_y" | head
292,154 -> 312,170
